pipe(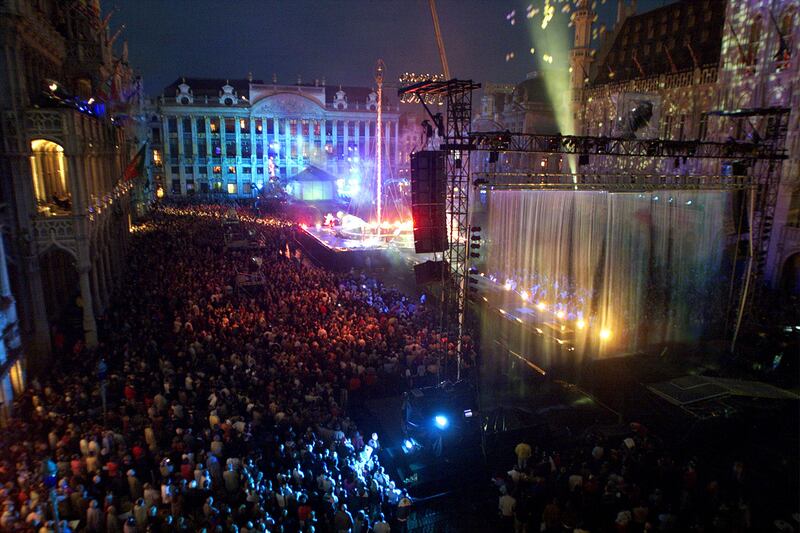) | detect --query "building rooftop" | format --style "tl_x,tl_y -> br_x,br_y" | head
591,0 -> 725,85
